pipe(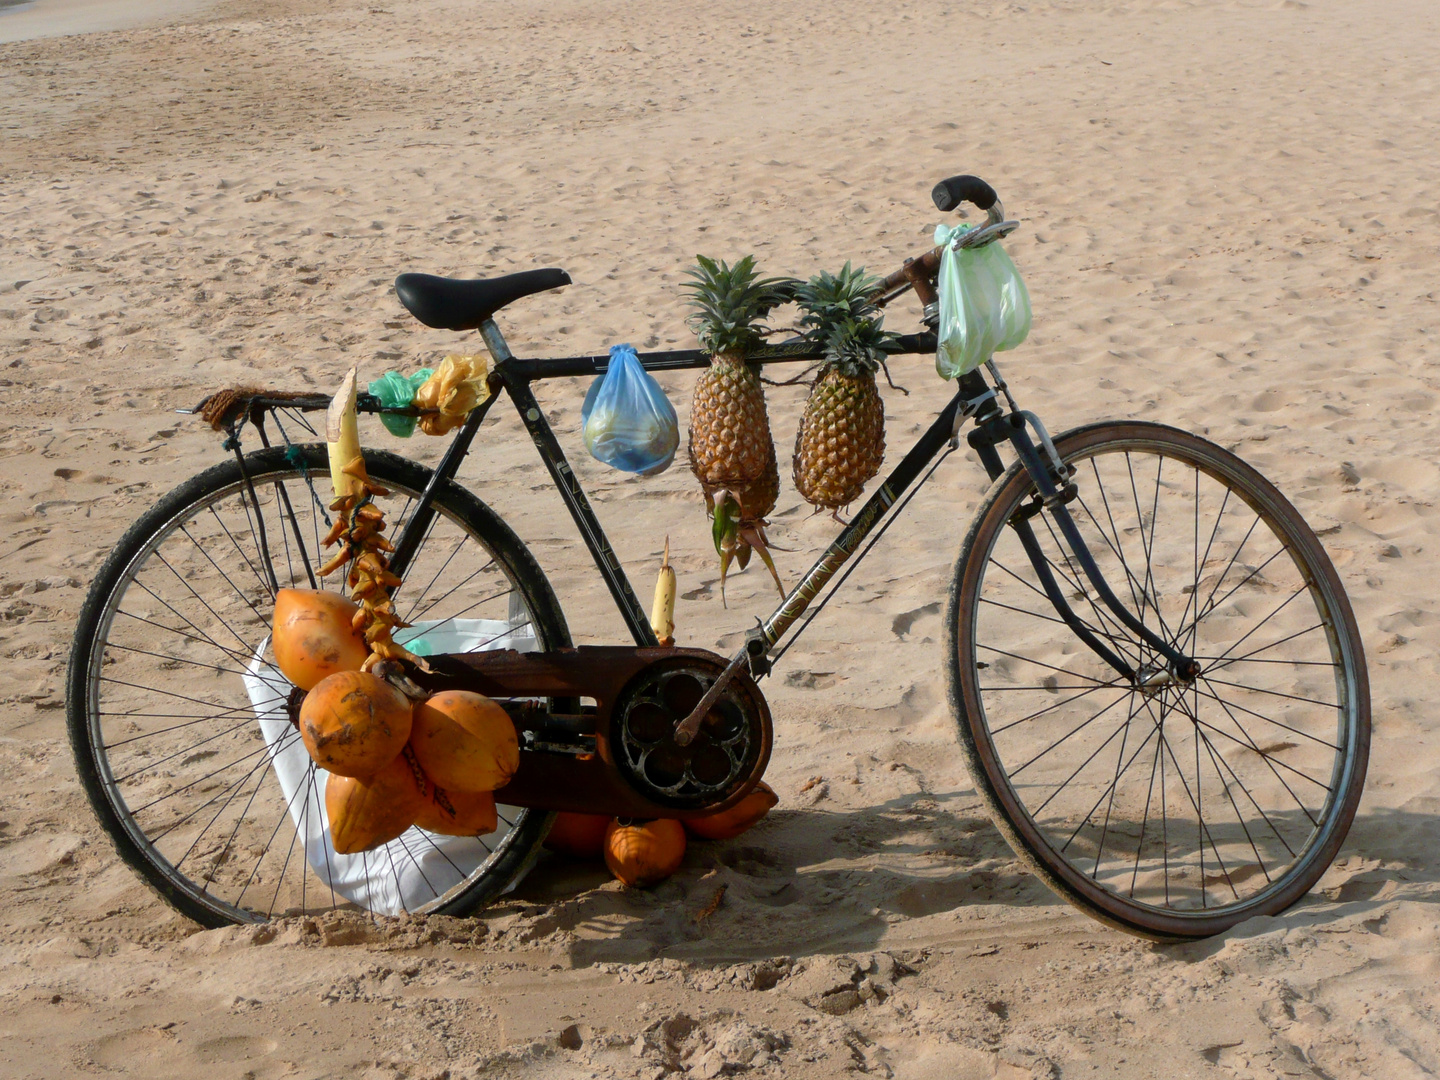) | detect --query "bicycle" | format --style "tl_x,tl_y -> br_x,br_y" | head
66,174 -> 1370,940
